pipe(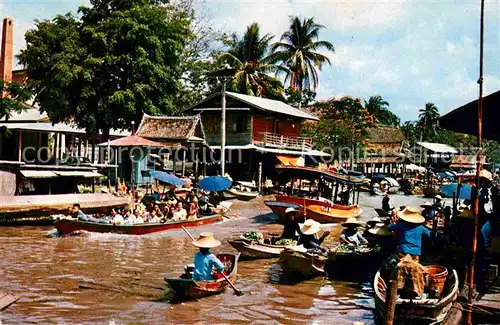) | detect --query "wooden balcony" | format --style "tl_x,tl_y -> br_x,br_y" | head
256,132 -> 313,151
